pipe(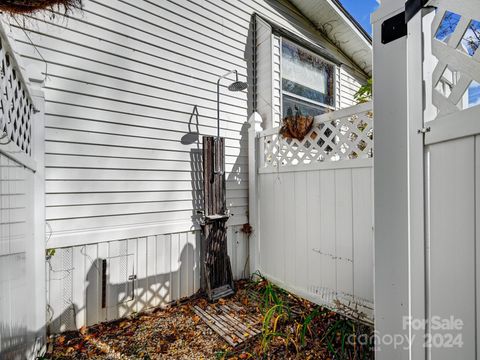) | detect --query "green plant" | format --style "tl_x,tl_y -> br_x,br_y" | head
250,273 -> 374,358
46,248 -> 56,259
322,316 -> 373,359
250,271 -> 288,311
299,307 -> 323,347
215,349 -> 234,360
260,304 -> 288,353
249,273 -> 292,355
354,78 -> 373,104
